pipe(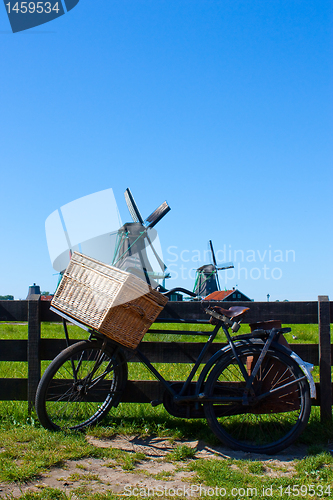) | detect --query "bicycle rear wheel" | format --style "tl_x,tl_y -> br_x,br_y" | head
204,343 -> 311,454
35,340 -> 128,431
